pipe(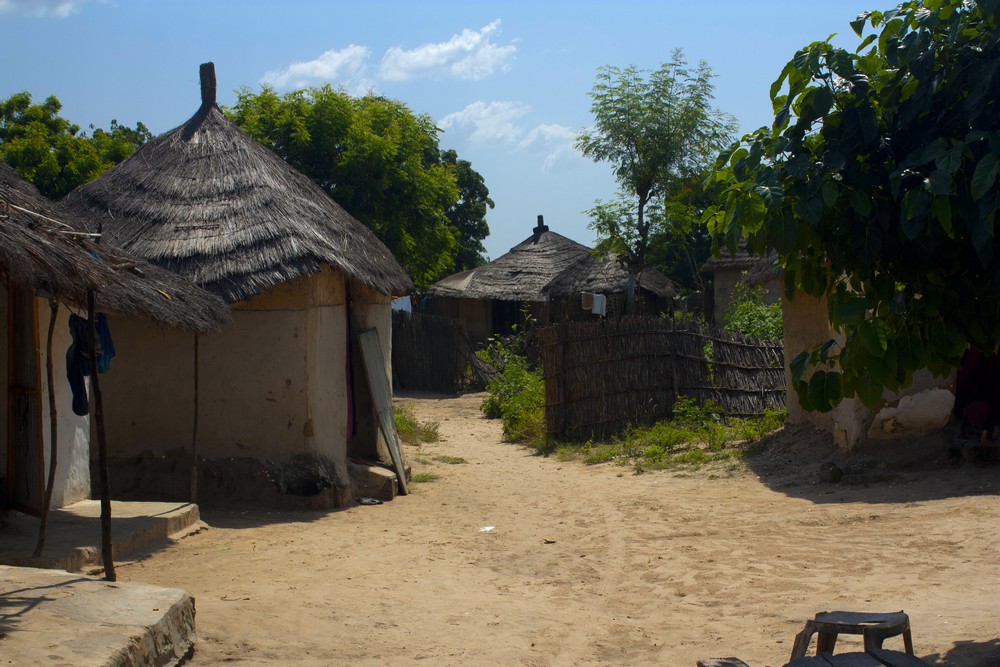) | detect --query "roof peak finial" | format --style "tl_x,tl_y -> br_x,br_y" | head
534,214 -> 548,236
200,62 -> 217,109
